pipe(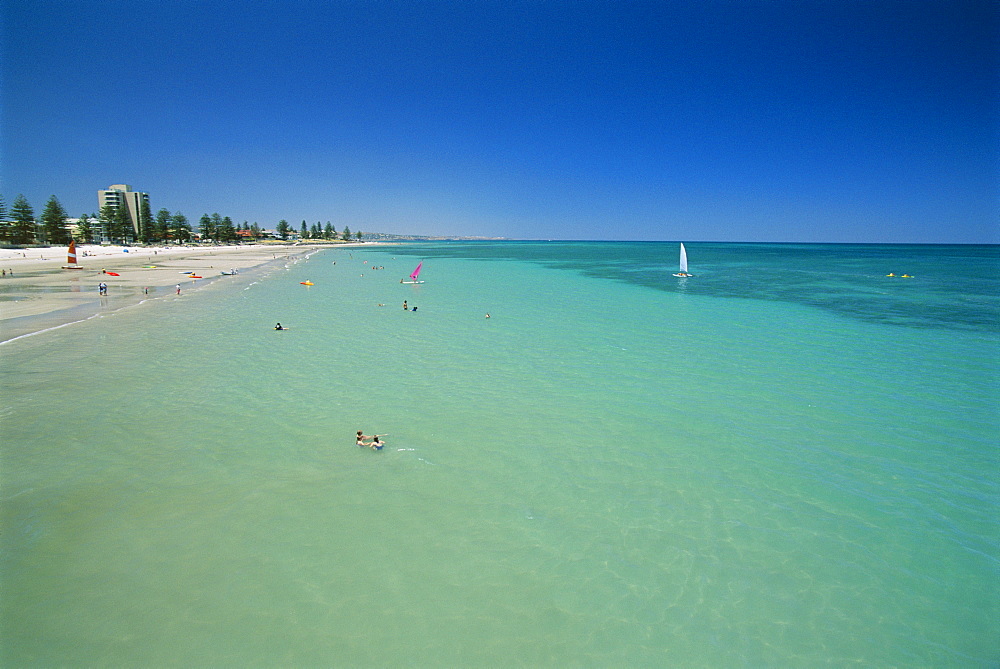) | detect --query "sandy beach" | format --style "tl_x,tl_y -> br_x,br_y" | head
0,243 -> 356,343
